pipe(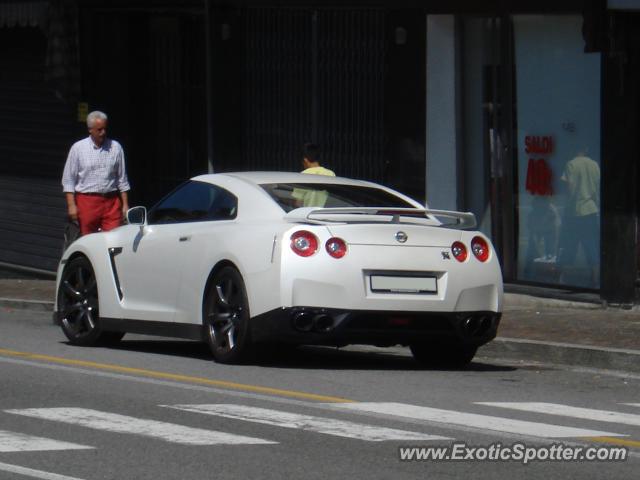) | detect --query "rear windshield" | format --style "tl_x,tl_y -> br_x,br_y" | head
261,183 -> 416,212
